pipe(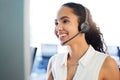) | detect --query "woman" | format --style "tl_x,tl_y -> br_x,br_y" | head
46,2 -> 120,80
